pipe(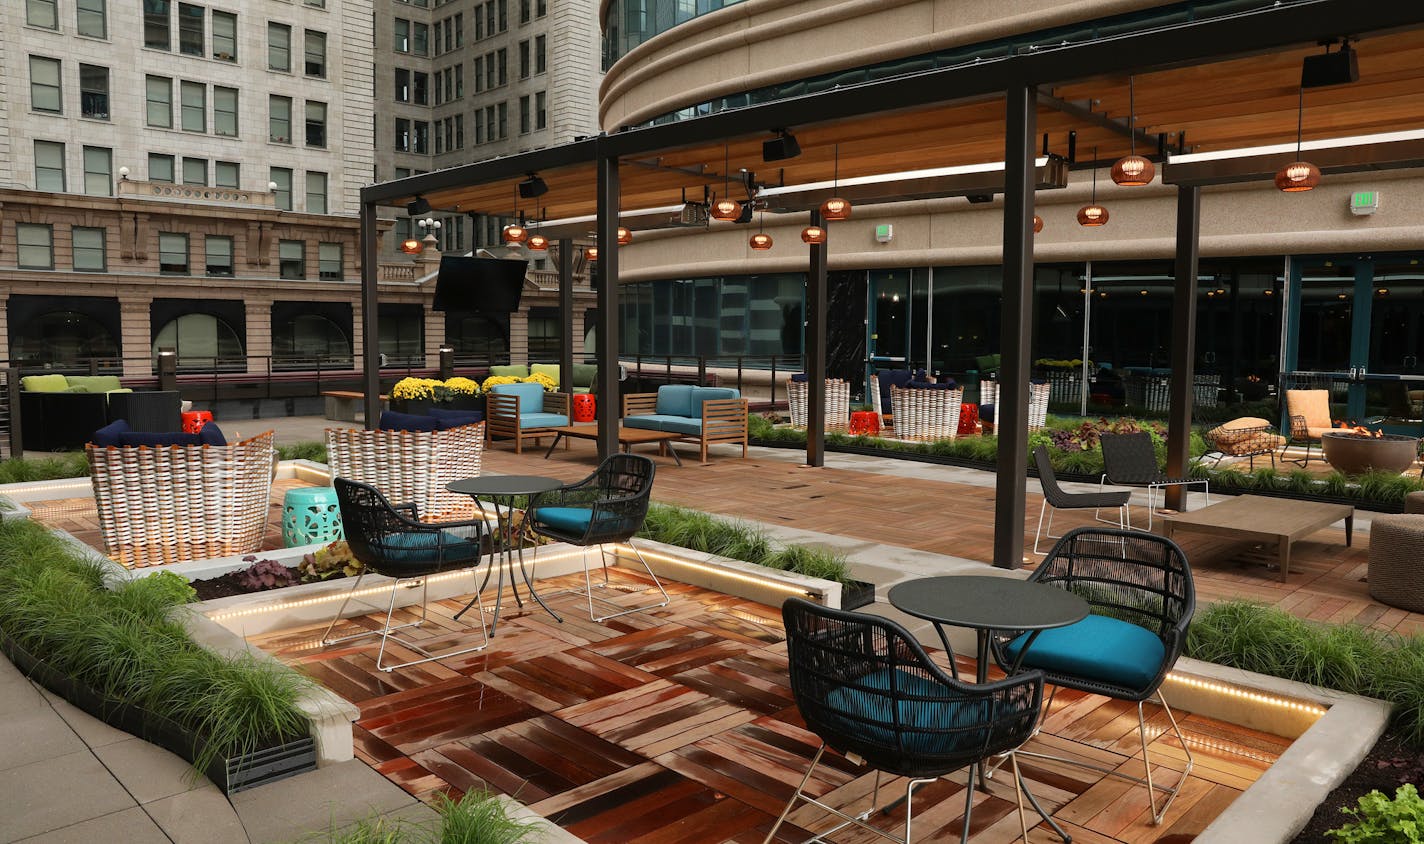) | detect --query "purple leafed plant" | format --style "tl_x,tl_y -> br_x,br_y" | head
234,557 -> 301,591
